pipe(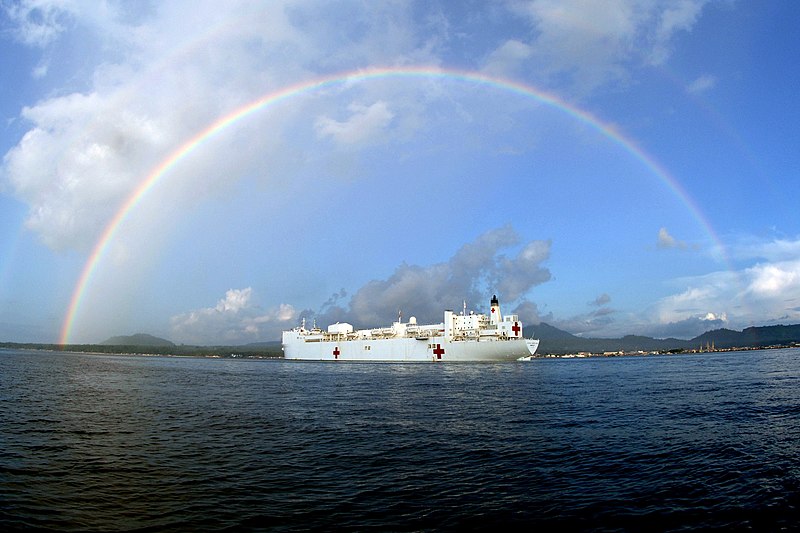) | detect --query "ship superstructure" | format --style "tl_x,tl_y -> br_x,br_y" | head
282,295 -> 539,362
